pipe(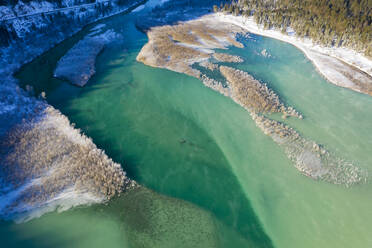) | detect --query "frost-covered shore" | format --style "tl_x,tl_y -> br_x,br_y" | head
0,0 -> 146,222
54,26 -> 121,86
0,0 -> 145,79
213,13 -> 372,96
0,105 -> 135,222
